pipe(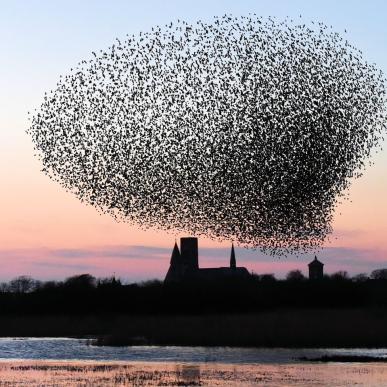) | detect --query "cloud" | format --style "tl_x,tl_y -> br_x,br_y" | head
0,244 -> 386,280
50,245 -> 171,259
0,246 -> 170,261
331,228 -> 366,238
33,261 -> 95,271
